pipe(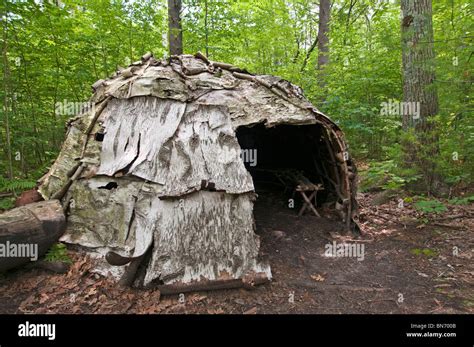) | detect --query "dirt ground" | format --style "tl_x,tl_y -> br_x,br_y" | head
0,192 -> 472,314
